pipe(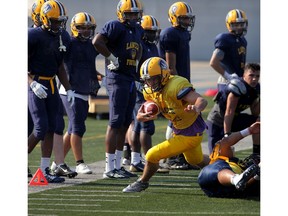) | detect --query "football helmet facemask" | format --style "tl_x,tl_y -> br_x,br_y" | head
140,57 -> 170,93
117,0 -> 143,28
141,15 -> 161,44
40,0 -> 68,35
226,9 -> 248,36
168,1 -> 195,32
71,12 -> 96,41
31,0 -> 49,27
